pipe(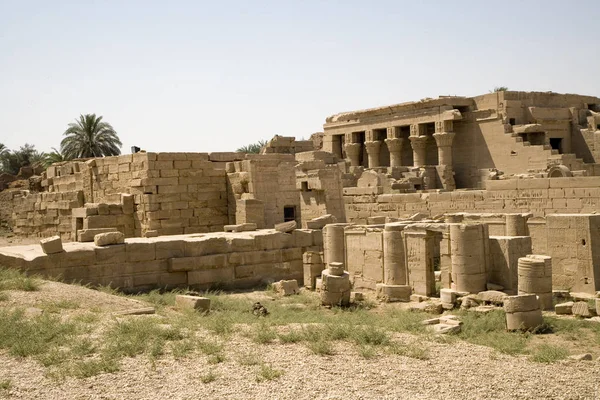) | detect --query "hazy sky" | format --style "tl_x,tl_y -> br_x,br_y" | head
1,0 -> 599,154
